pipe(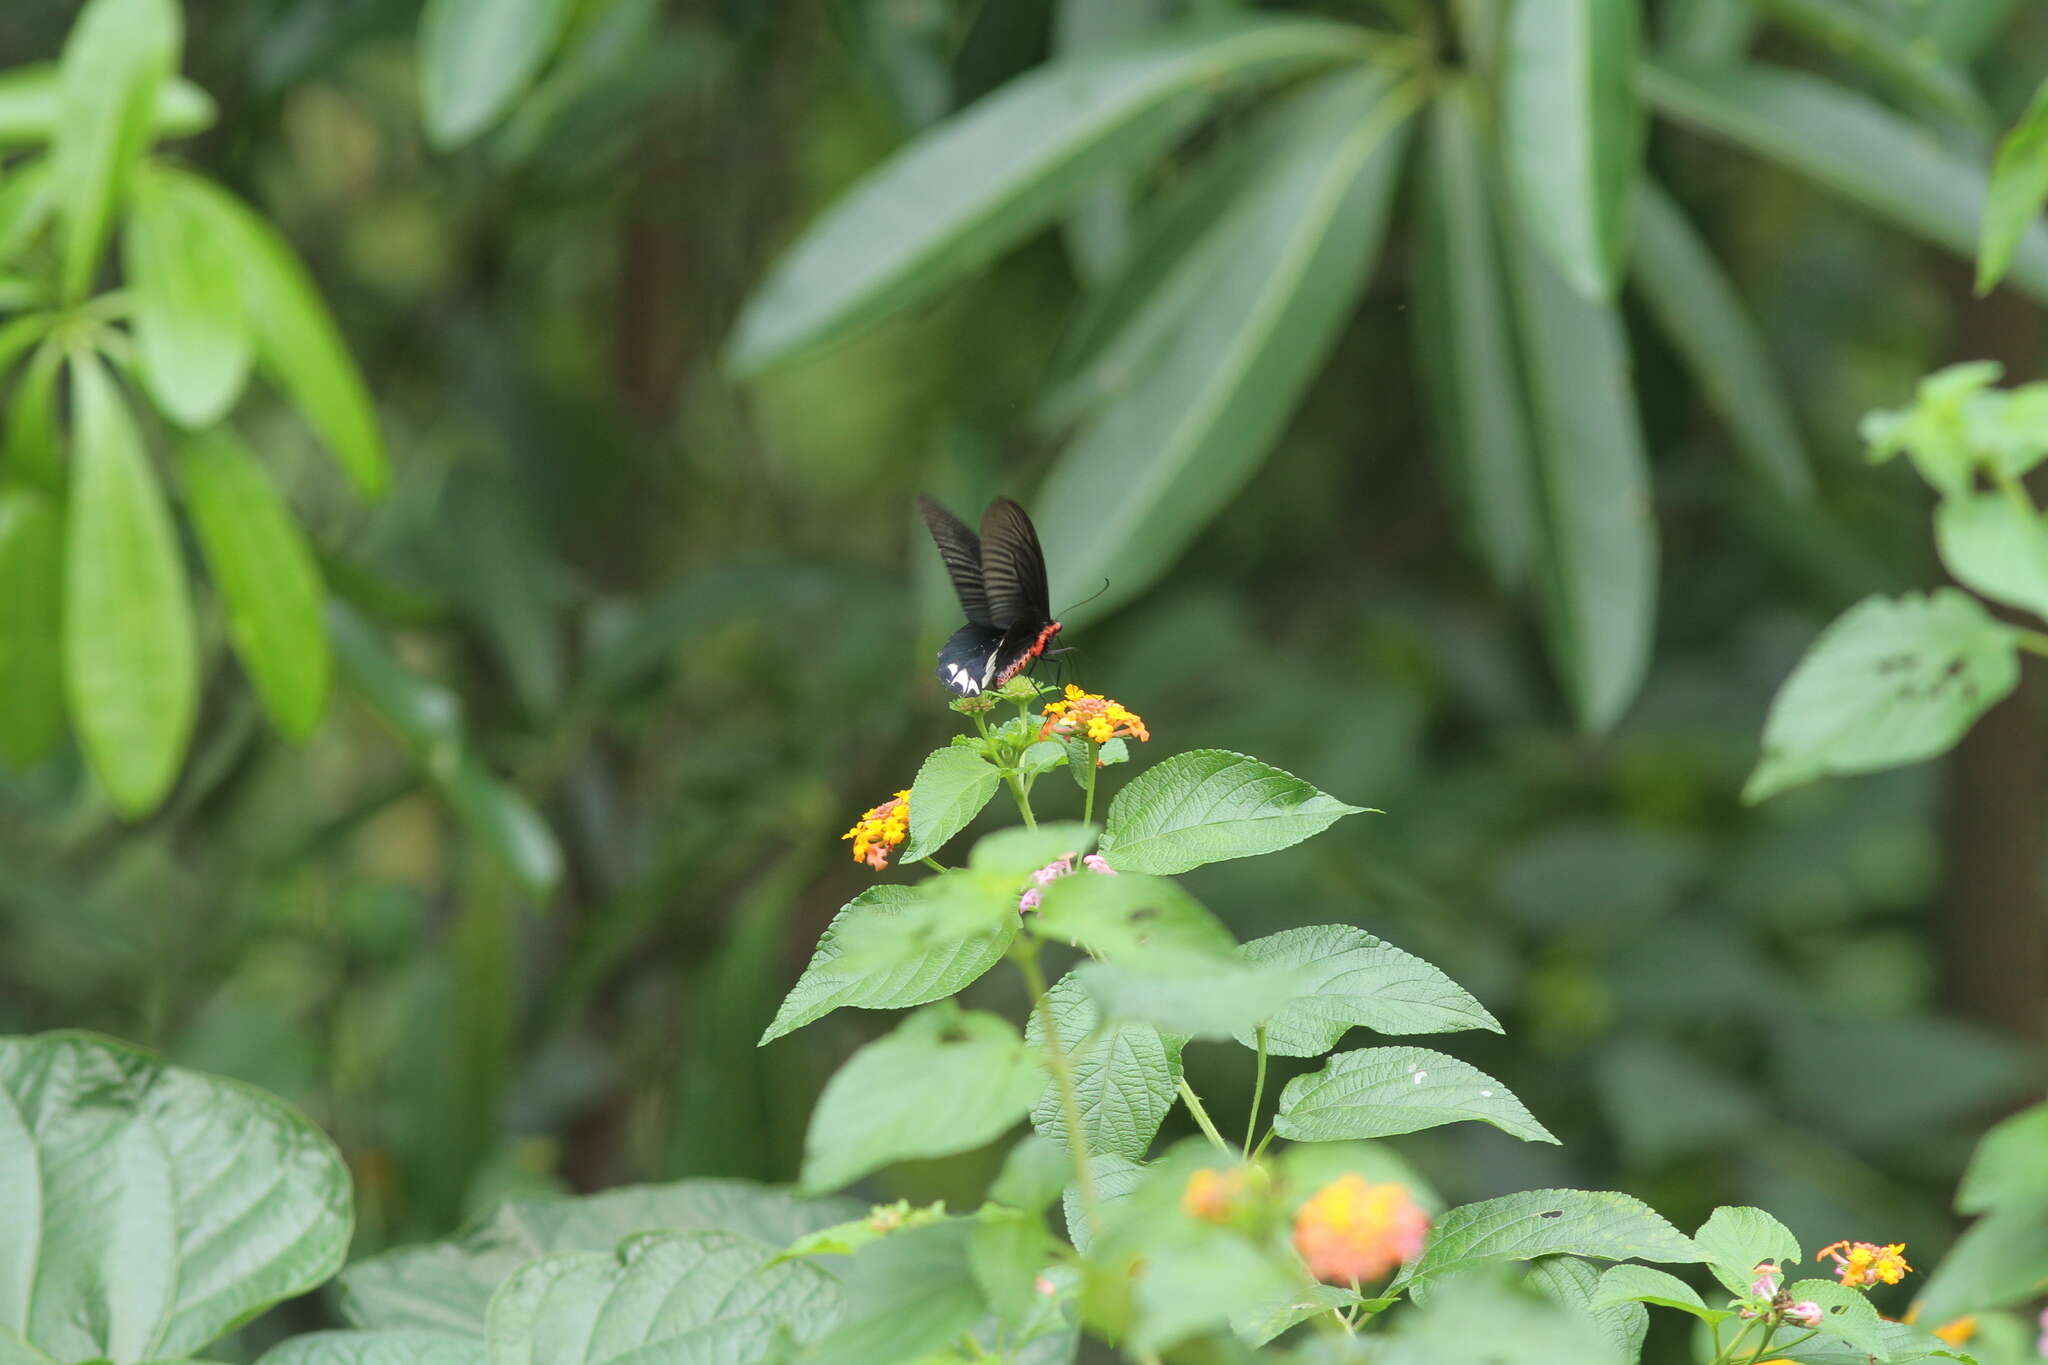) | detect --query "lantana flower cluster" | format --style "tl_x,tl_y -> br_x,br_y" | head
842,790 -> 910,870
1040,685 -> 1149,747
1180,1166 -> 1429,1287
1817,1240 -> 1912,1289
